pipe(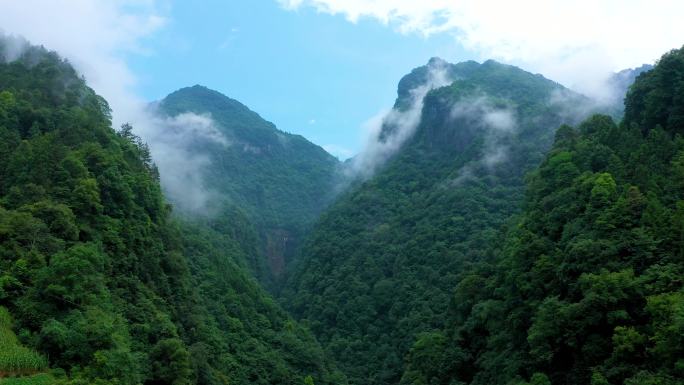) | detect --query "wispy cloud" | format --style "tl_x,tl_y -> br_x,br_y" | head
322,144 -> 353,160
349,58 -> 452,178
218,26 -> 240,51
0,1 -> 230,214
0,0 -> 166,128
448,96 -> 517,186
278,0 -> 683,99
141,112 -> 229,214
